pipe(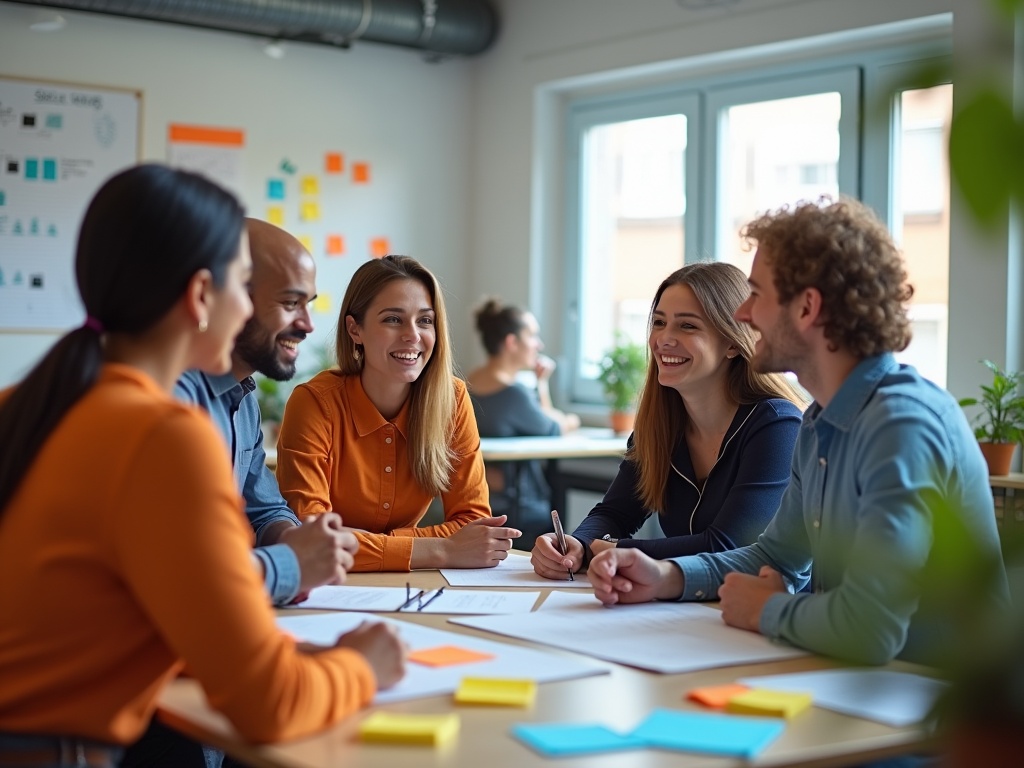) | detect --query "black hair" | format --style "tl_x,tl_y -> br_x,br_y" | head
0,164 -> 244,515
474,297 -> 527,357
